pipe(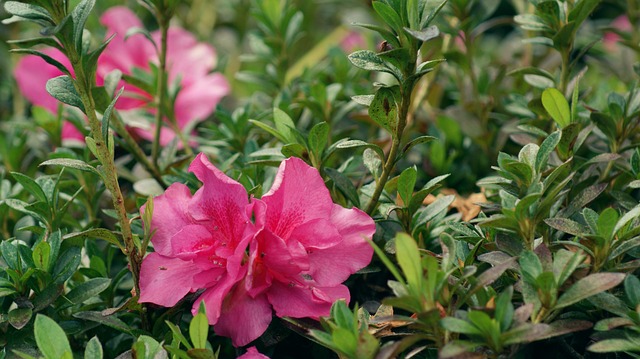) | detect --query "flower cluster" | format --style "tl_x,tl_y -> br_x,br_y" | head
14,7 -> 229,145
139,153 -> 375,347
